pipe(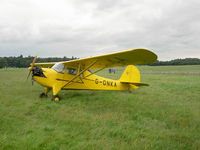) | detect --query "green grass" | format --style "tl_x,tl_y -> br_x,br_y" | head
0,66 -> 200,150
